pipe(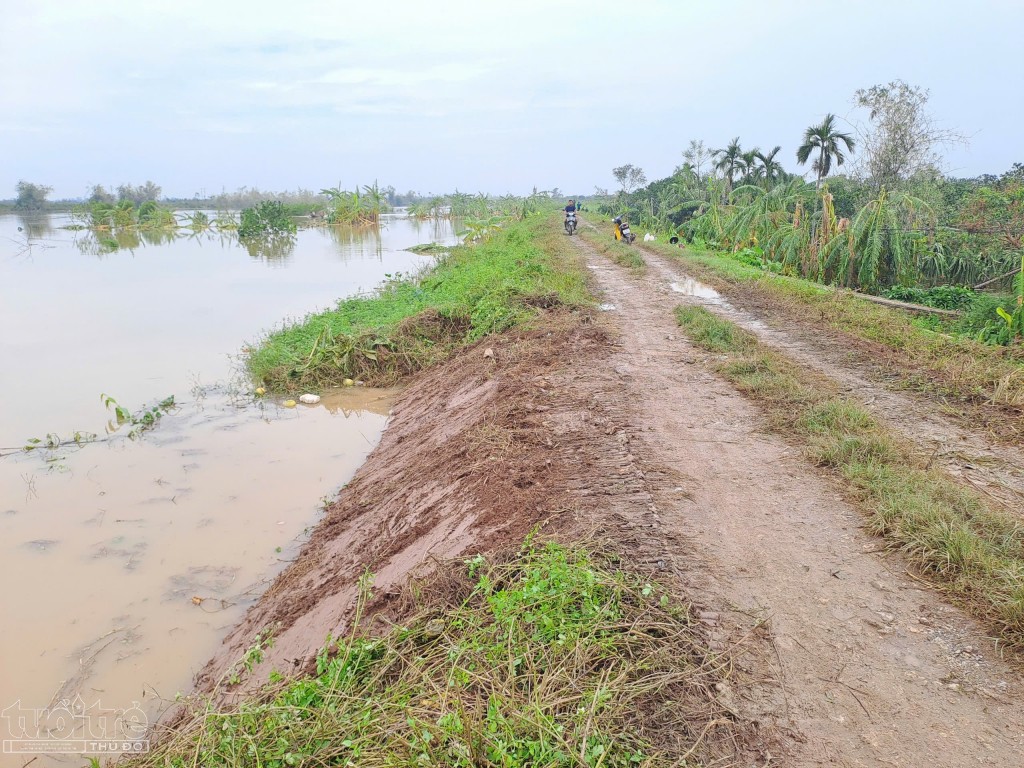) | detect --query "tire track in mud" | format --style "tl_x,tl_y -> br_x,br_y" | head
627,238 -> 1024,515
570,230 -> 1024,767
